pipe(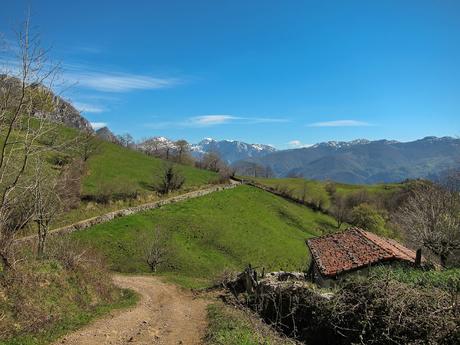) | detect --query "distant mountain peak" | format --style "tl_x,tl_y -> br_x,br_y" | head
313,138 -> 371,149
191,138 -> 276,163
234,136 -> 460,184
